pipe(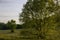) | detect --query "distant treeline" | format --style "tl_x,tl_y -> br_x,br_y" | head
0,23 -> 23,30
